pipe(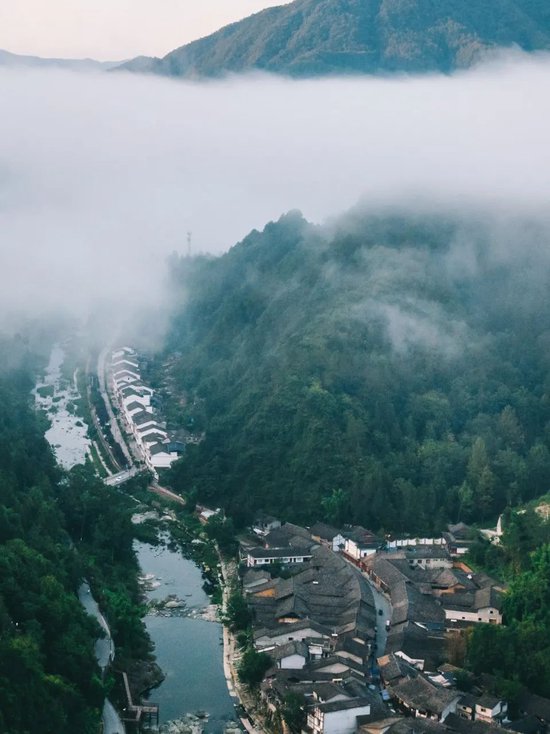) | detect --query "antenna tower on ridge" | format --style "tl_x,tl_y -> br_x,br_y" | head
187,231 -> 192,257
